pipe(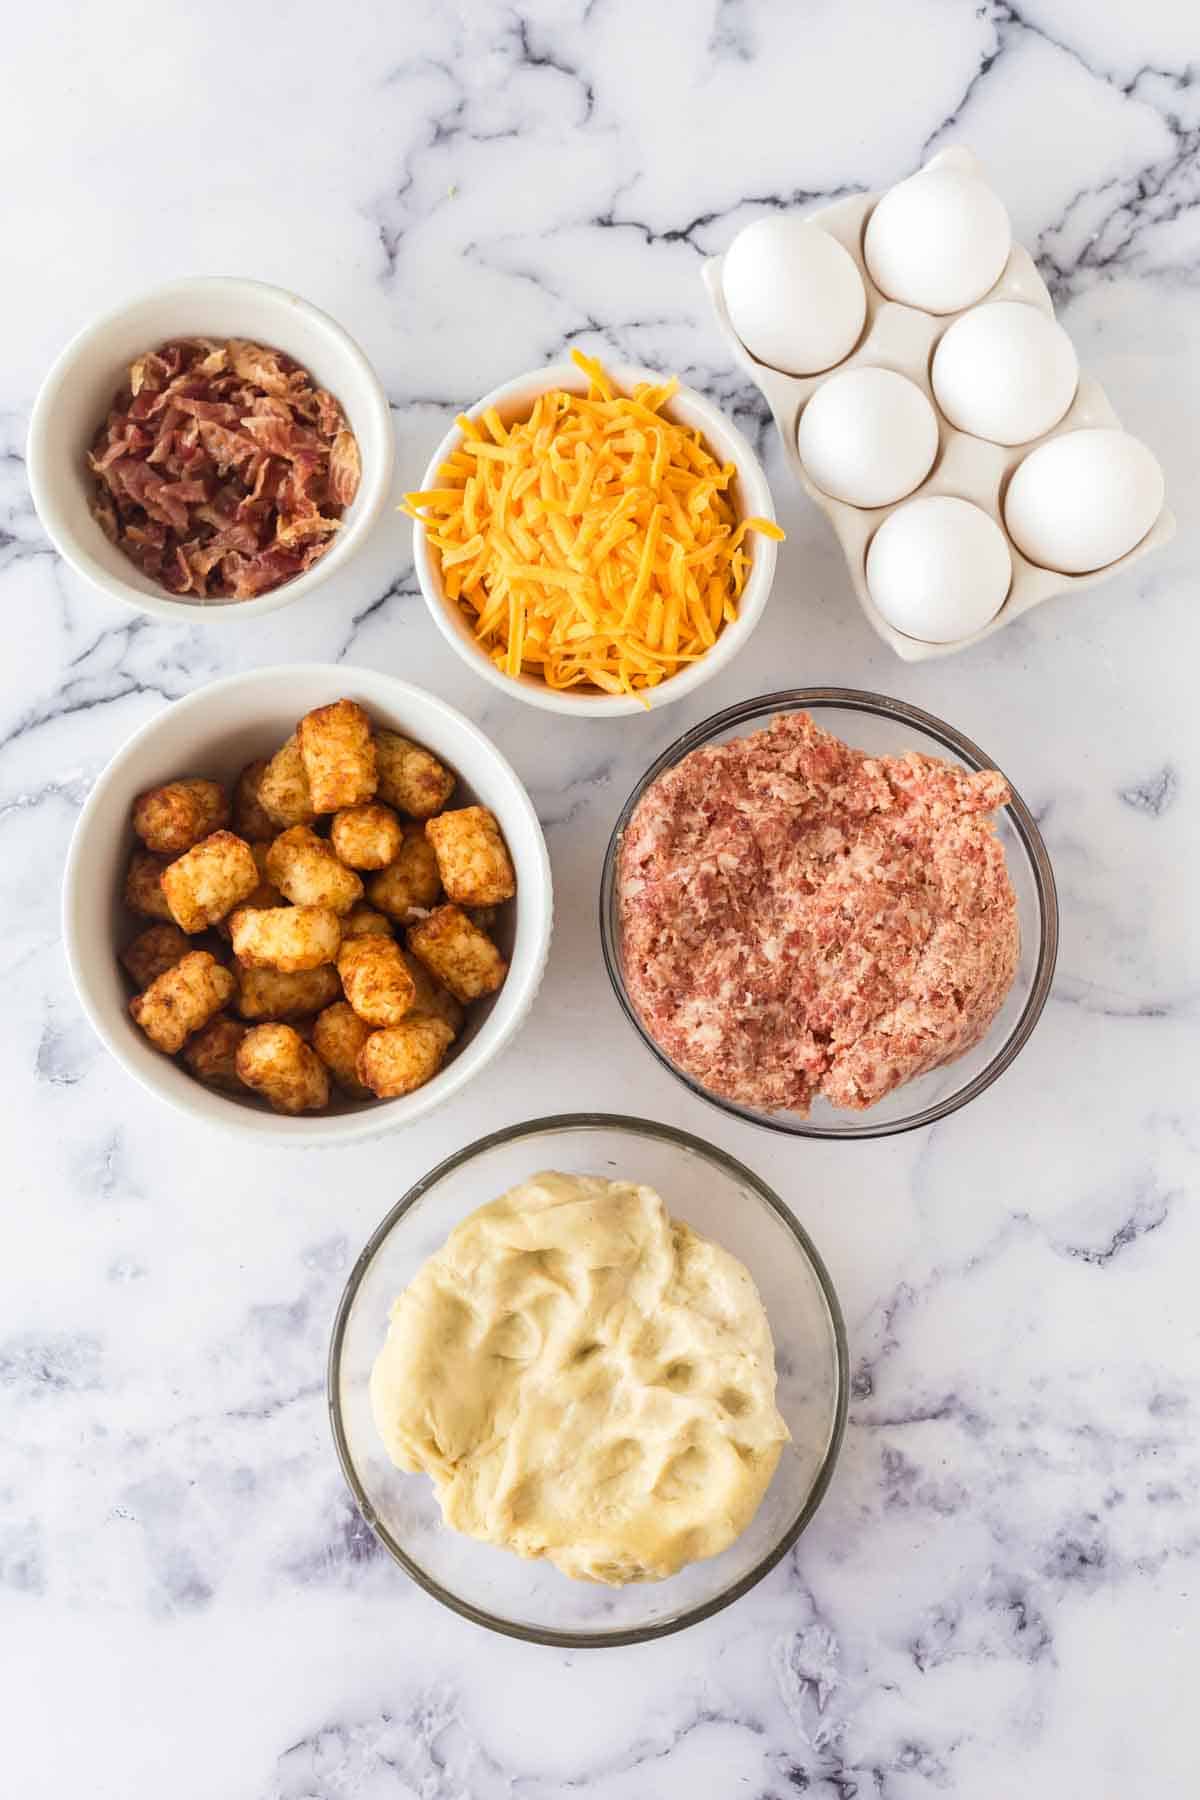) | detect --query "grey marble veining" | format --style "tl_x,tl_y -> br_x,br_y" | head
1,2 -> 1198,1795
